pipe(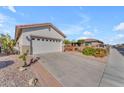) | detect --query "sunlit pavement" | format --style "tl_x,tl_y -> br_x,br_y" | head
36,52 -> 106,87
100,48 -> 124,87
